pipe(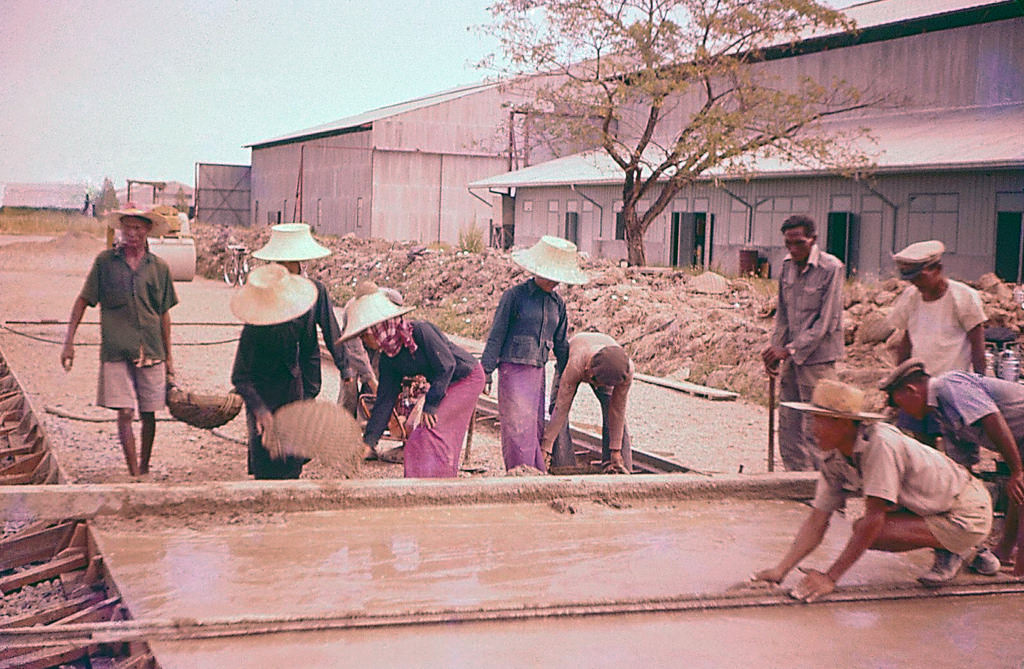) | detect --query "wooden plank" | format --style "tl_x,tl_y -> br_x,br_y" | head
0,645 -> 87,669
633,372 -> 739,401
0,471 -> 34,485
0,552 -> 88,594
114,652 -> 155,669
0,524 -> 70,571
0,444 -> 36,459
0,450 -> 44,476
0,593 -> 104,629
53,596 -> 121,626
